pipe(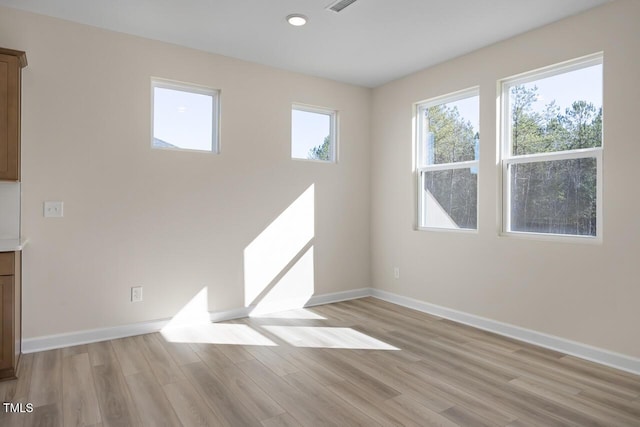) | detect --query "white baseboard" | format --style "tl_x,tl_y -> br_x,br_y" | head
208,307 -> 251,323
306,287 -> 372,307
21,318 -> 171,354
370,288 -> 640,376
21,288 -> 371,354
22,286 -> 640,376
